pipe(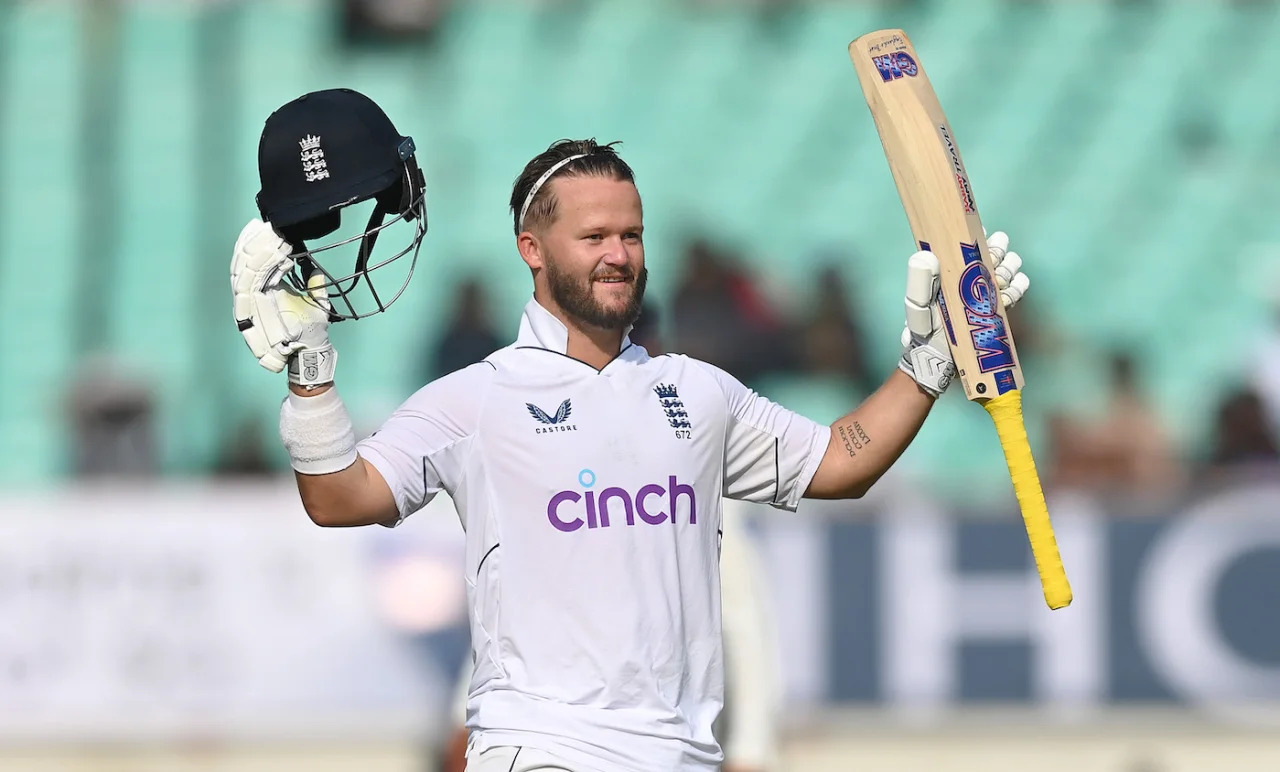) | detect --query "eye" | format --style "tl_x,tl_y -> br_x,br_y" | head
586,233 -> 604,242
624,232 -> 642,242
